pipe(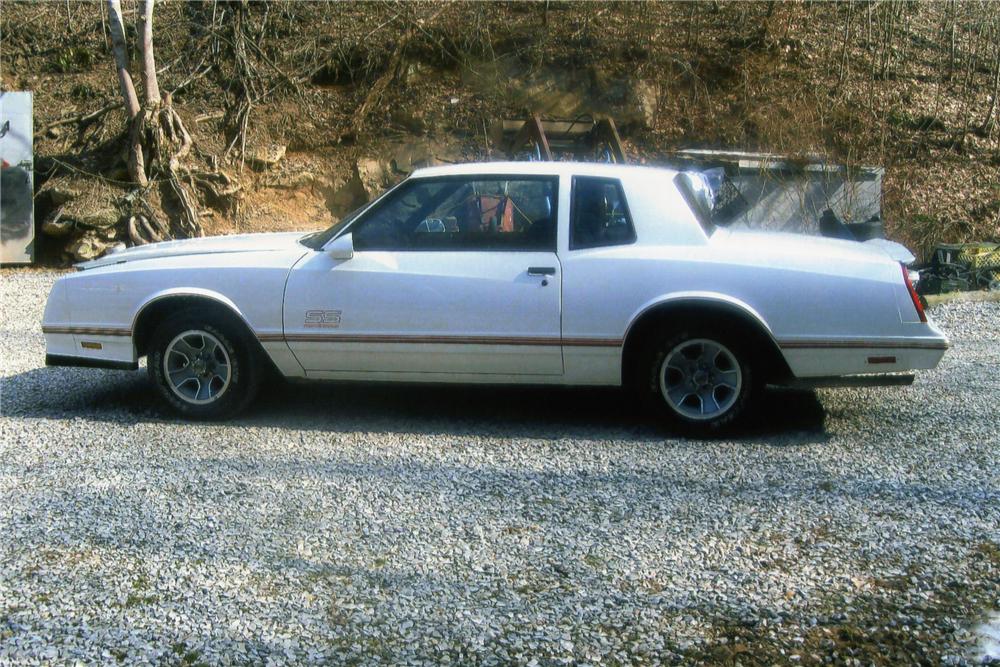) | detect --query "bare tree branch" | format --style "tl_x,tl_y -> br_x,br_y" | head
41,101 -> 123,134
